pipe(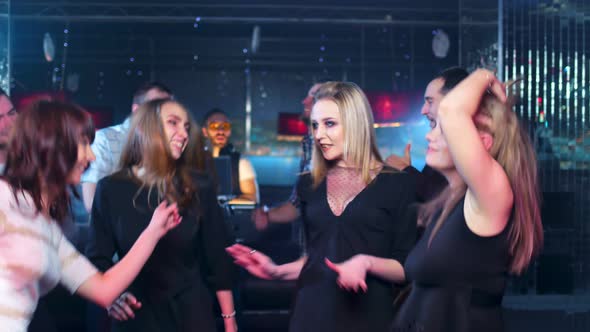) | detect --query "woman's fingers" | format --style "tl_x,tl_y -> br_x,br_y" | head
489,78 -> 507,103
226,244 -> 253,256
324,258 -> 341,273
234,255 -> 256,267
124,293 -> 142,309
336,276 -> 367,293
477,69 -> 507,102
108,303 -> 128,321
359,280 -> 368,293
